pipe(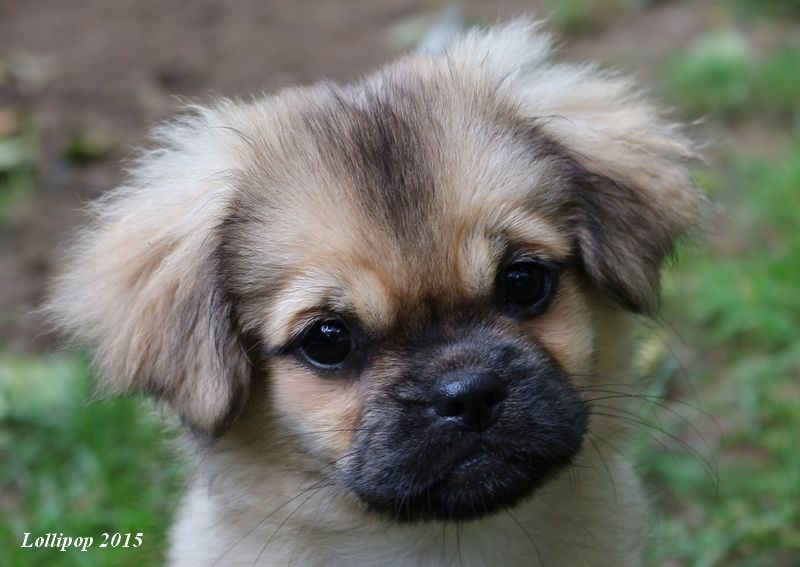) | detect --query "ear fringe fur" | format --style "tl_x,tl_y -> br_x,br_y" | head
445,19 -> 708,313
45,104 -> 254,433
